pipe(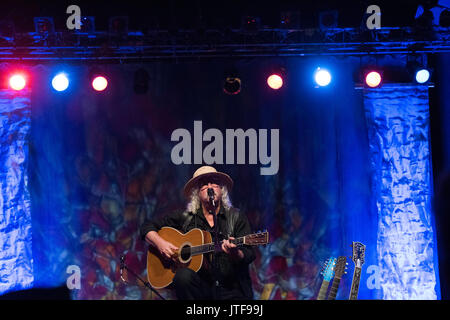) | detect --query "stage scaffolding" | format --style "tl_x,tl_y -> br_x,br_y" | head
0,27 -> 449,61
